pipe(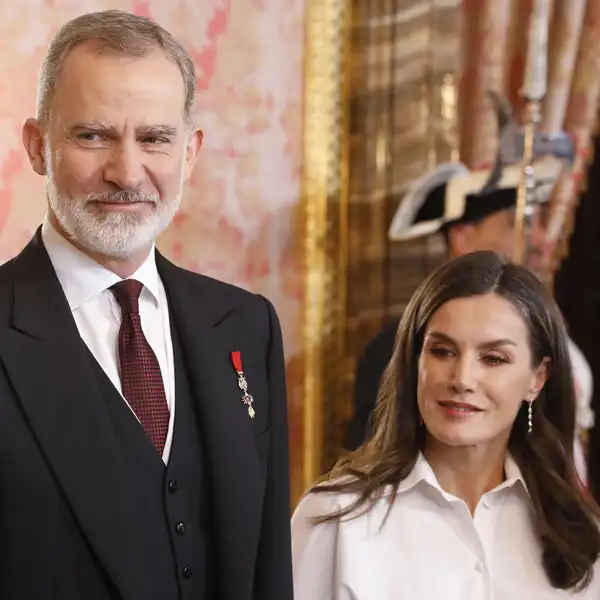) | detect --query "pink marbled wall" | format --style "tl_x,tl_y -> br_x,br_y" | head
0,0 -> 305,497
